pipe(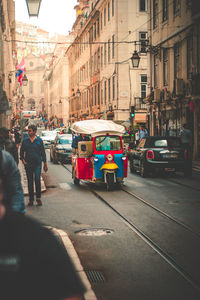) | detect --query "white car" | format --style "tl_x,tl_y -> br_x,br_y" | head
41,131 -> 57,148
